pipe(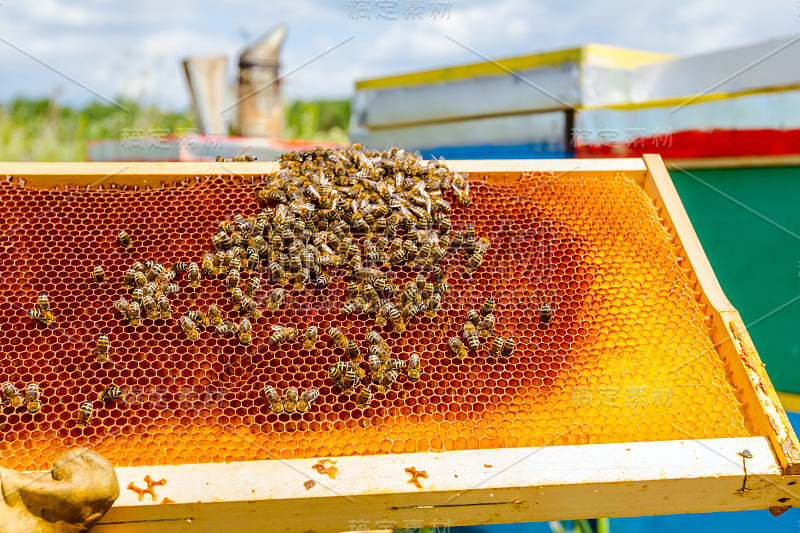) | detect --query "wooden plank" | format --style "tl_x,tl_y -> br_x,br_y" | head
91,437 -> 797,532
643,154 -> 800,474
0,160 -> 649,189
0,162 -> 279,189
